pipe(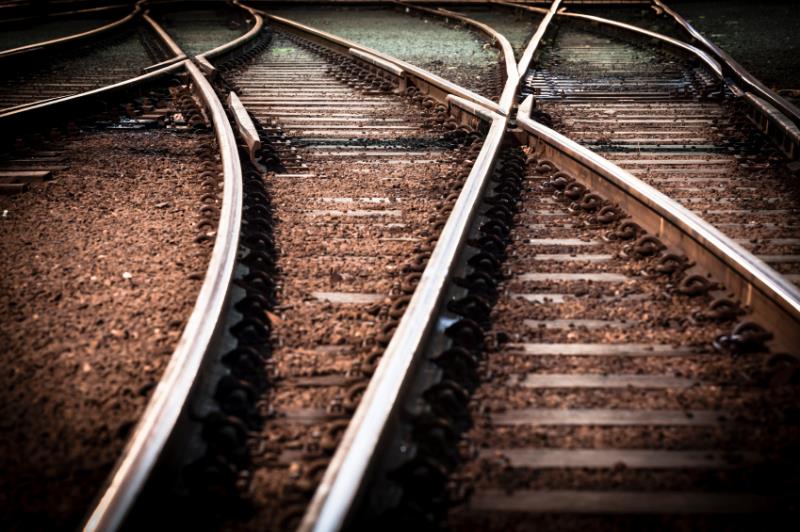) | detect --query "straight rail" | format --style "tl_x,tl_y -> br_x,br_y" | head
299,109 -> 508,532
513,0 -> 562,76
